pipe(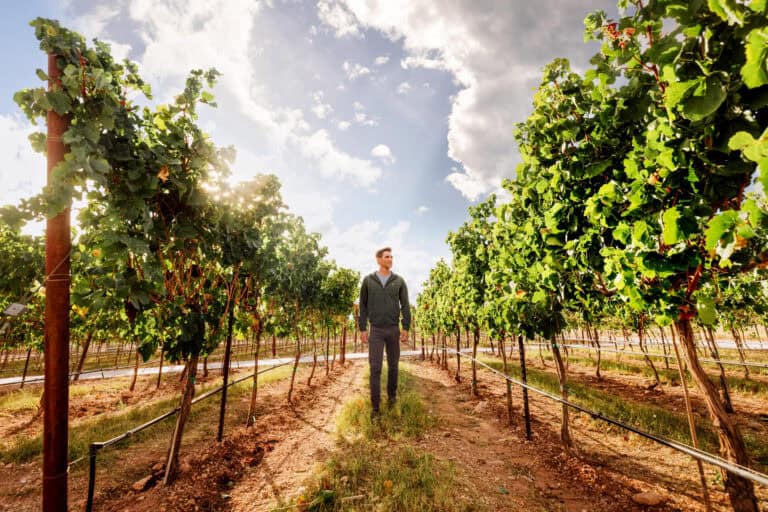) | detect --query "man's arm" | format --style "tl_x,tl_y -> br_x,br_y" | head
399,279 -> 411,332
358,277 -> 369,333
